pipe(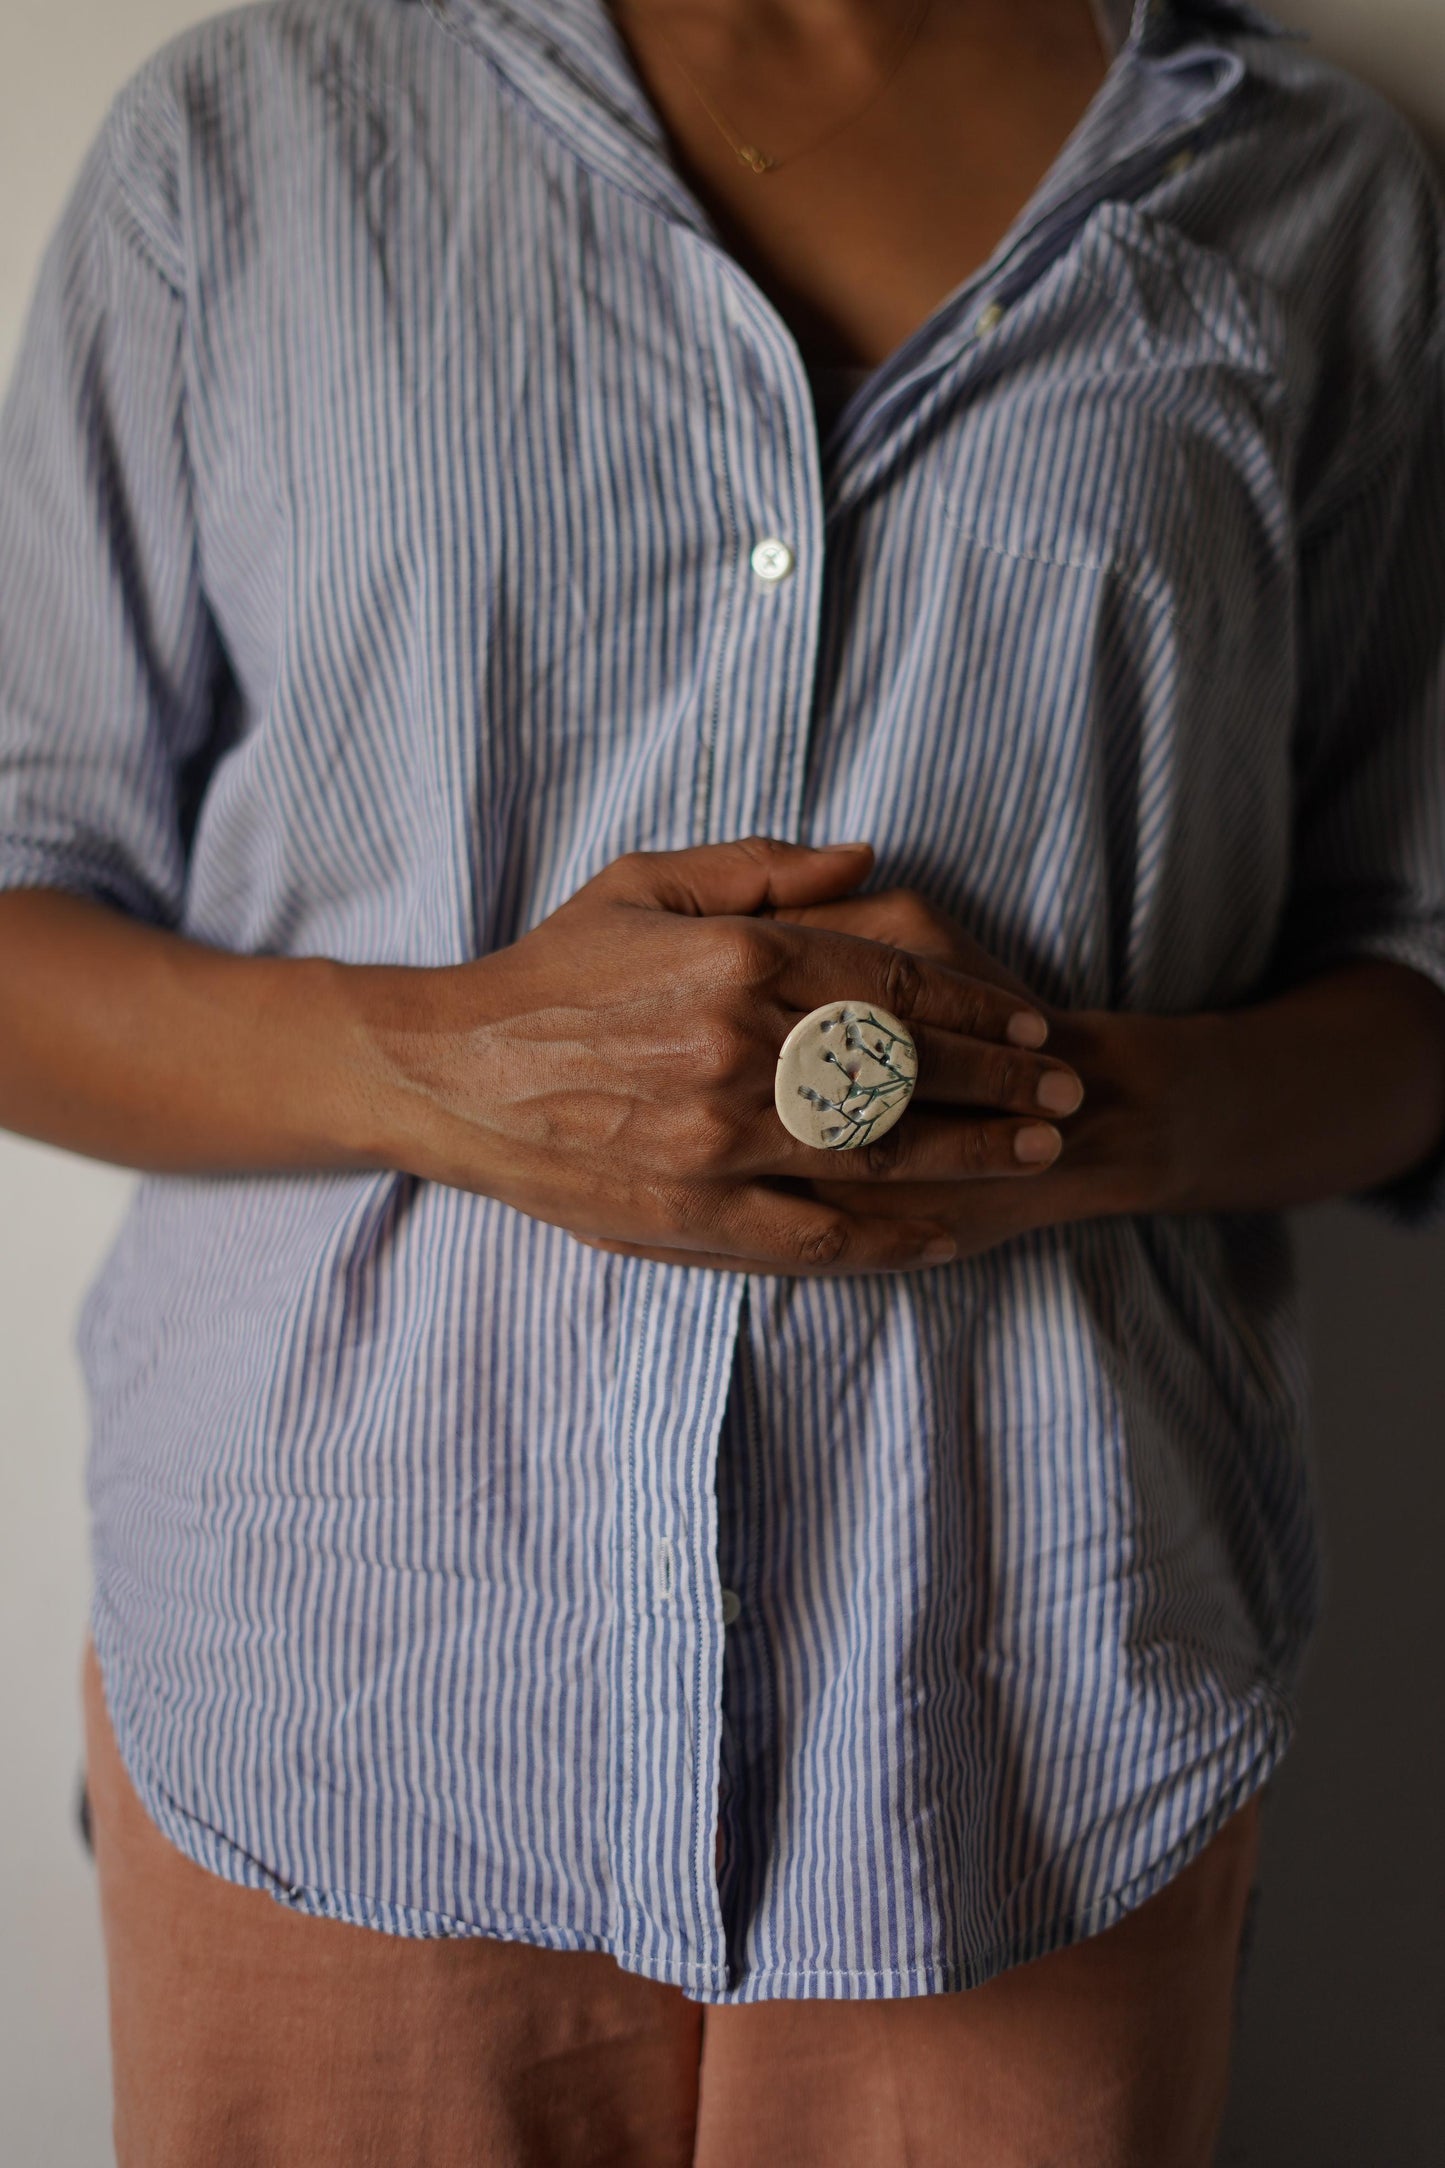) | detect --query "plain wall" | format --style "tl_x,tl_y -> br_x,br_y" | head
1,4 -> 1441,2162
